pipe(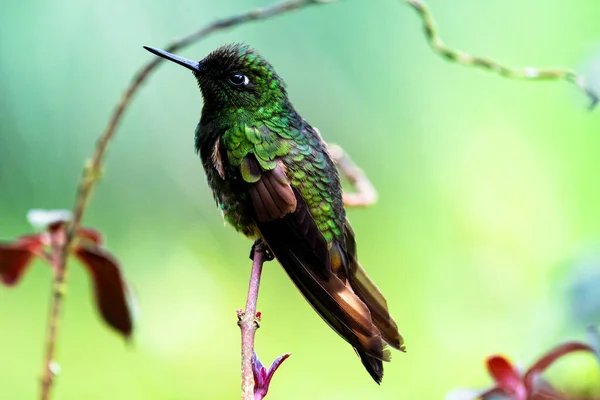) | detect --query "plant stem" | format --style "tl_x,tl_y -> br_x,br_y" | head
40,230 -> 68,400
404,0 -> 598,108
329,143 -> 378,208
238,244 -> 266,400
